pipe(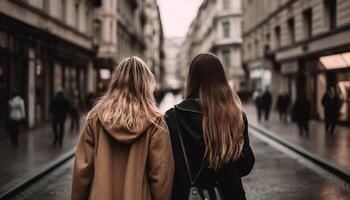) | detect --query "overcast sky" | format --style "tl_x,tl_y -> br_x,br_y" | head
158,0 -> 203,38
